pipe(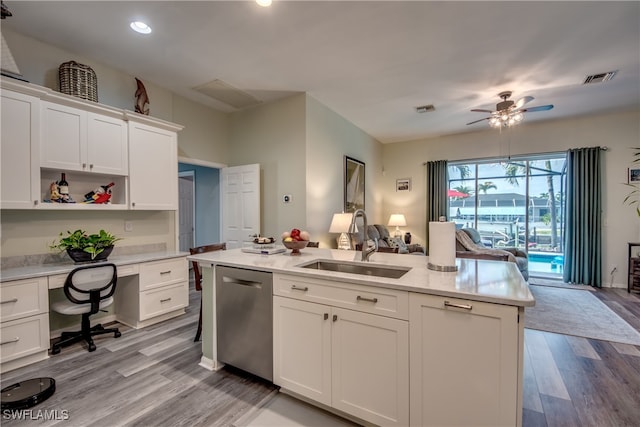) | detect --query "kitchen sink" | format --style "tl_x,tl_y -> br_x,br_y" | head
297,259 -> 411,279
